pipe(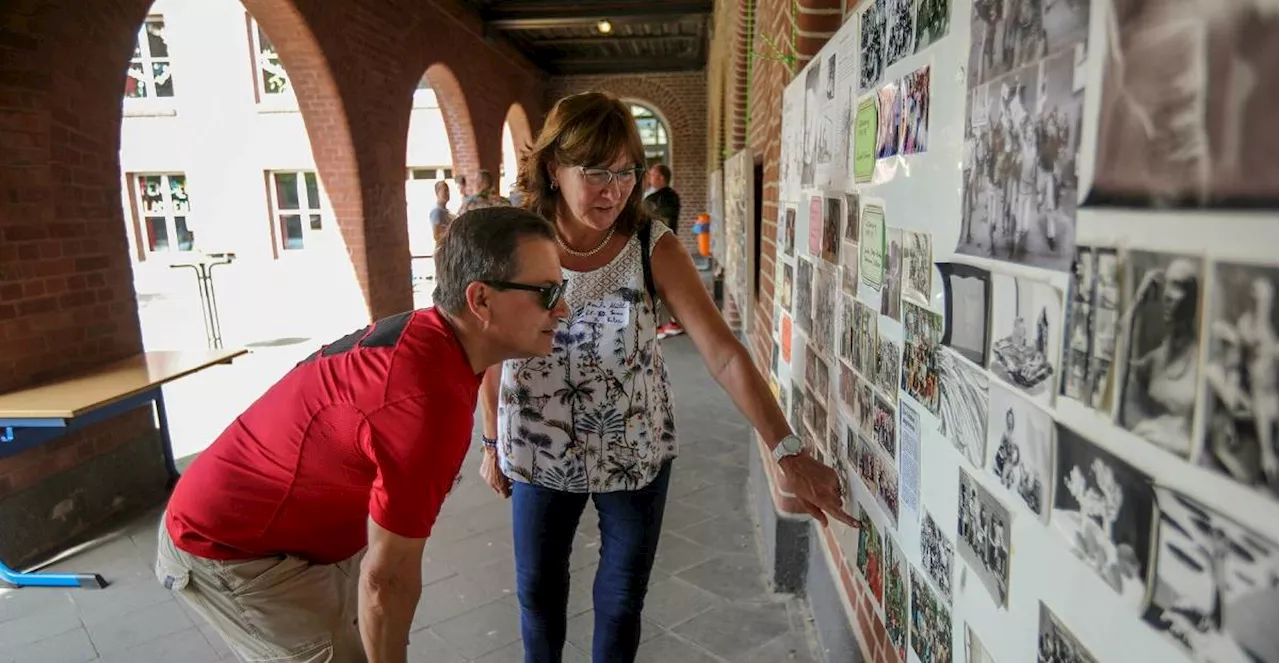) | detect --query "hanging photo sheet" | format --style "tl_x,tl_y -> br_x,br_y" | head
899,64 -> 931,154
1037,602 -> 1098,663
875,82 -> 902,160
780,263 -> 794,314
938,263 -> 992,368
821,195 -> 842,264
989,274 -> 1062,406
856,500 -> 886,603
801,61 -> 823,189
957,467 -> 1013,608
1061,246 -> 1121,412
1052,423 -> 1155,610
795,256 -> 815,334
913,0 -> 950,53
853,300 -> 879,378
902,301 -> 943,414
874,316 -> 902,405
842,240 -> 860,295
909,564 -> 954,663
965,624 -> 998,663
920,510 -> 955,602
780,206 -> 796,257
858,0 -> 887,94
938,348 -> 990,469
859,201 -> 886,291
883,534 -> 909,662
881,227 -> 904,321
903,229 -> 933,307
790,383 -> 805,432
781,314 -> 793,363
812,263 -> 839,360
853,94 -> 879,184
1087,0 -> 1277,209
856,377 -> 876,441
1199,260 -> 1279,498
838,360 -> 858,420
1143,486 -> 1278,663
899,402 -> 922,518
808,194 -> 825,258
844,192 -> 861,243
1117,250 -> 1204,459
884,0 -> 916,67
838,293 -> 856,366
986,384 -> 1053,521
